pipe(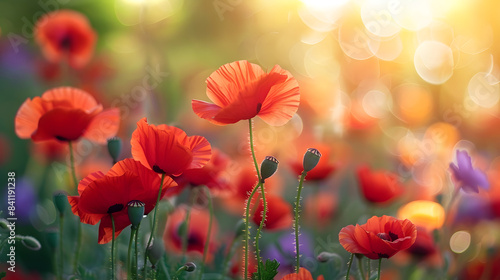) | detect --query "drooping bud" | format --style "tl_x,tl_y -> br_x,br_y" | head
260,156 -> 279,183
107,137 -> 122,163
21,236 -> 42,251
303,148 -> 321,172
0,218 -> 9,230
317,251 -> 340,263
53,191 -> 68,216
184,262 -> 196,272
147,239 -> 165,267
127,200 -> 145,229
